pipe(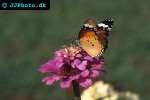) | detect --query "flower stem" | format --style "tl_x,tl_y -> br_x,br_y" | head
72,80 -> 81,100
